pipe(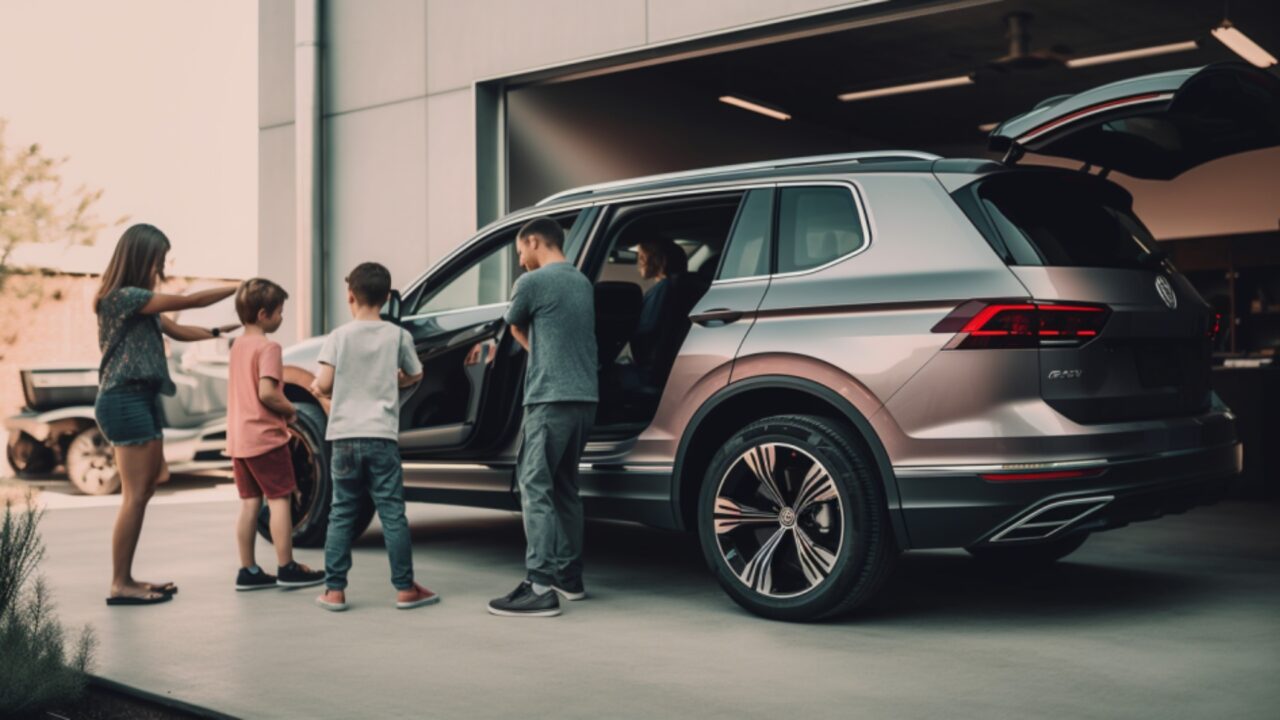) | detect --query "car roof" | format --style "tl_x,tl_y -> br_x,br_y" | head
533,151 -> 951,209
